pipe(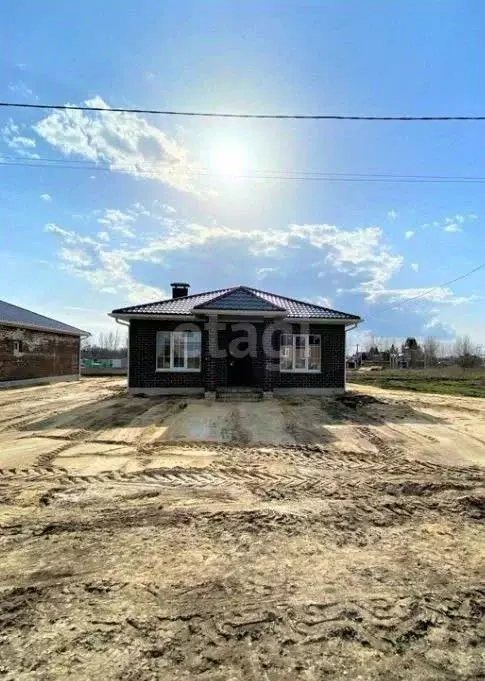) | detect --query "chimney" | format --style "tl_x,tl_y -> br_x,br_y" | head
171,282 -> 190,299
